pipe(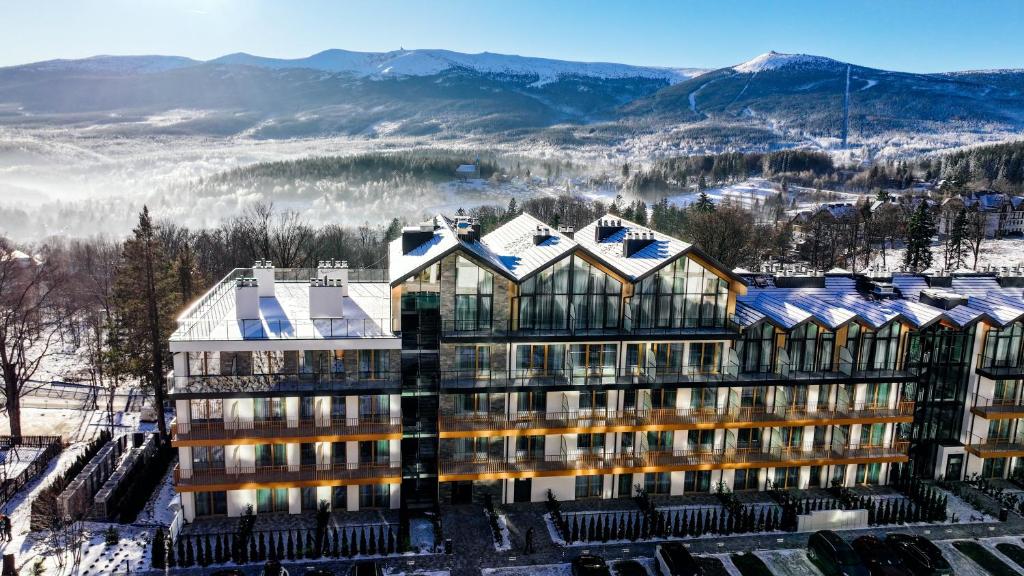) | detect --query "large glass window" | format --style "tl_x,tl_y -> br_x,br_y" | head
358,484 -> 390,508
189,399 -> 222,422
188,352 -> 220,376
257,488 -> 289,513
854,322 -> 902,370
357,350 -> 389,379
570,257 -> 622,330
688,343 -> 722,373
359,395 -> 390,417
519,256 -> 622,331
738,323 -> 775,372
632,256 -> 728,329
519,258 -> 571,330
514,344 -> 566,375
787,324 -> 826,371
454,345 -> 491,376
255,444 -> 287,467
254,398 -> 284,421
194,491 -> 227,517
644,472 -> 671,495
253,351 -> 284,375
454,256 -> 493,331
191,446 -> 224,470
359,440 -> 390,465
773,467 -> 800,488
983,323 -> 1023,368
575,475 -> 603,499
734,468 -> 760,491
